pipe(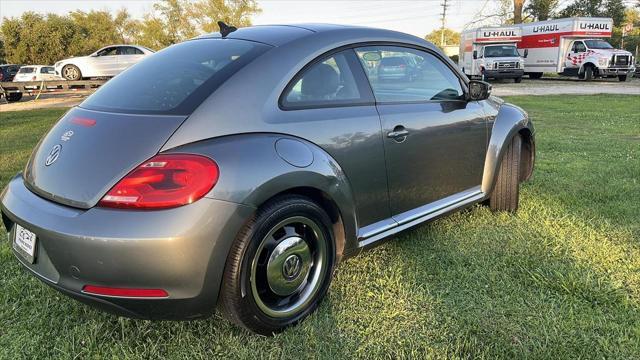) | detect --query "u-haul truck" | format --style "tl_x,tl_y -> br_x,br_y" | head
518,17 -> 635,81
459,26 -> 526,82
